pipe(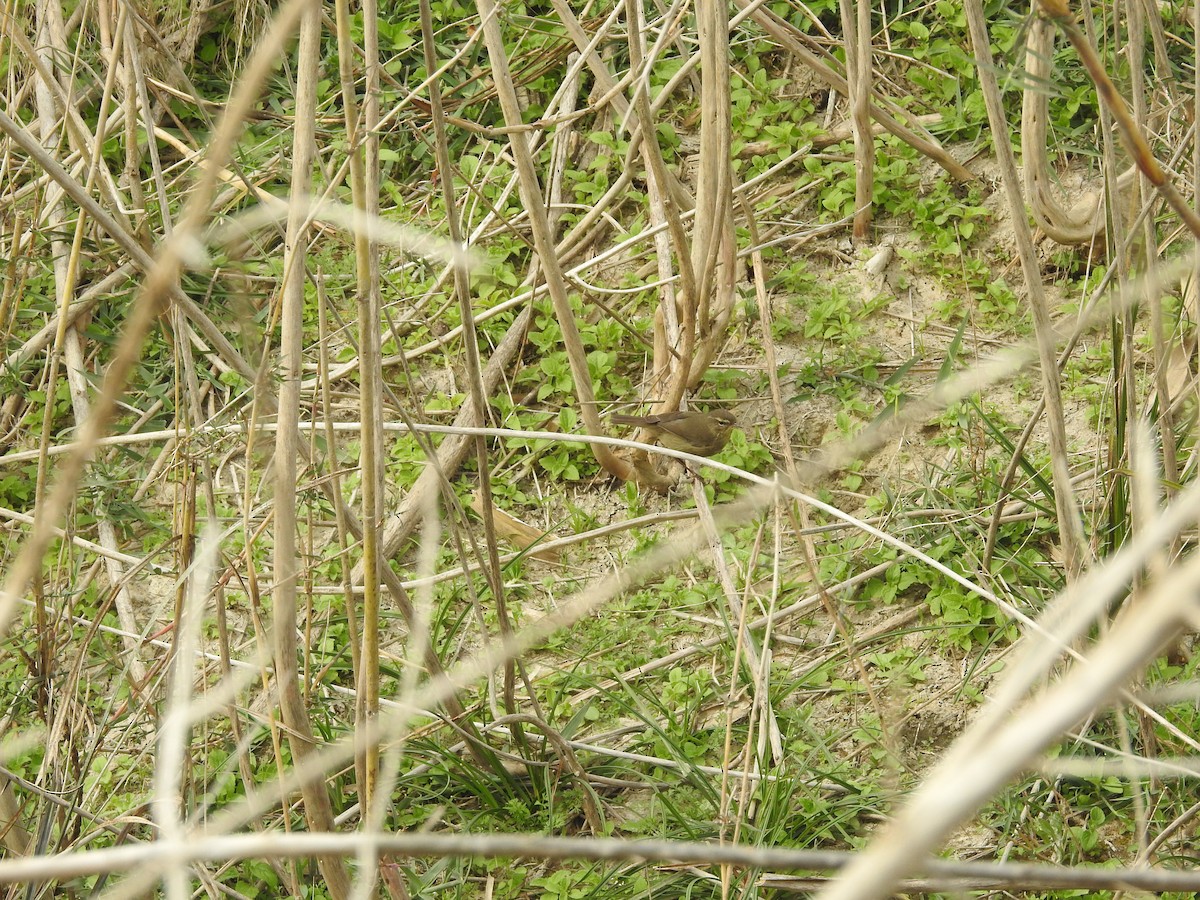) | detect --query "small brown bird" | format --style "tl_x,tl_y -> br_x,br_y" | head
611,408 -> 737,457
